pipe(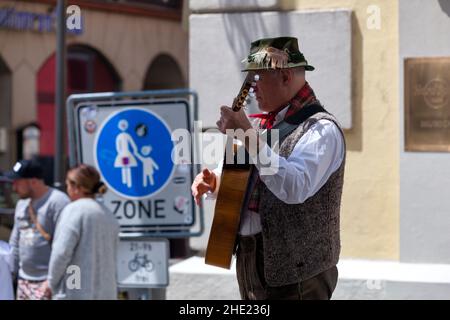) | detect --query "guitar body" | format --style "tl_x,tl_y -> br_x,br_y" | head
205,165 -> 252,268
204,74 -> 256,269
